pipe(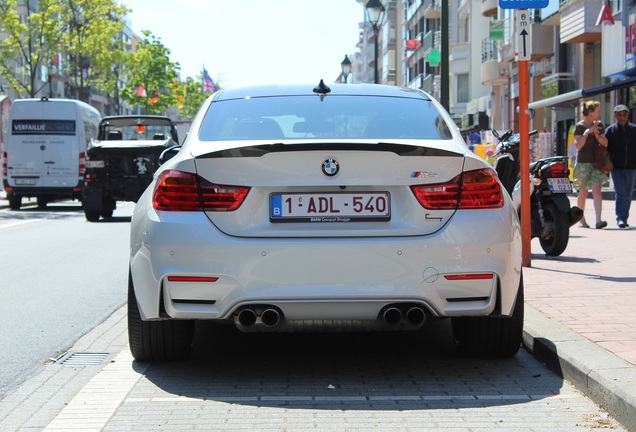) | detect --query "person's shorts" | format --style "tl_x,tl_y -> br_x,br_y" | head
573,162 -> 607,190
